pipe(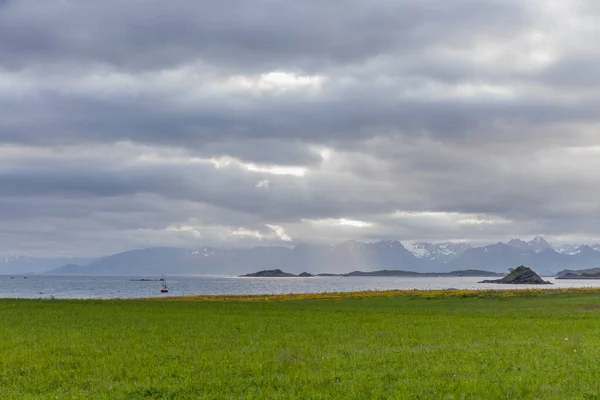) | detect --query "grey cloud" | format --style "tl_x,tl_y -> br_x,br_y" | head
0,148 -> 389,221
0,191 -> 284,256
0,0 -> 527,72
3,80 -> 599,156
2,139 -> 600,256
1,0 -> 600,256
2,139 -> 599,226
539,57 -> 600,88
0,0 -> 594,157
